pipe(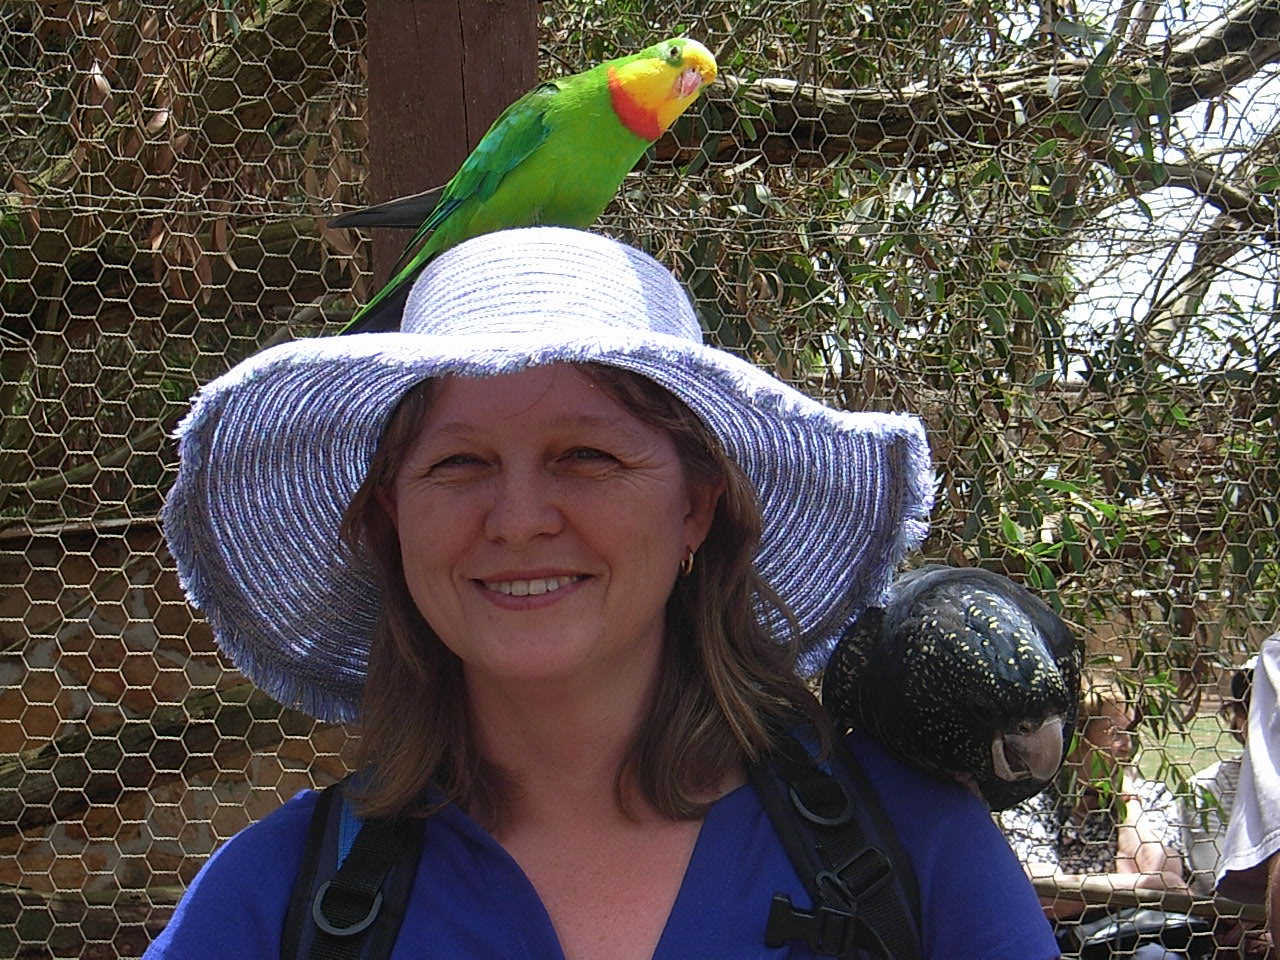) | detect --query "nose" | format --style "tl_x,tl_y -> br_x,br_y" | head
1113,731 -> 1136,762
482,465 -> 563,545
